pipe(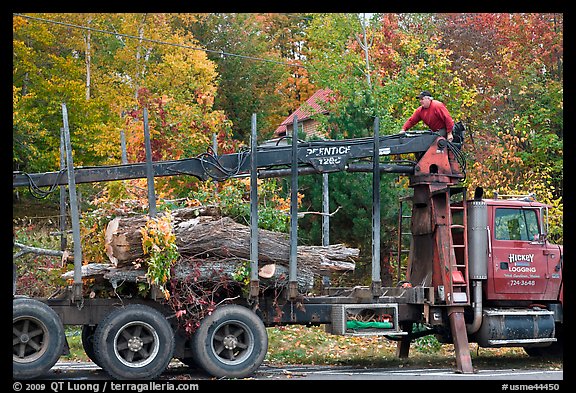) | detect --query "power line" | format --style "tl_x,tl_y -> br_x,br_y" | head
14,13 -> 305,69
